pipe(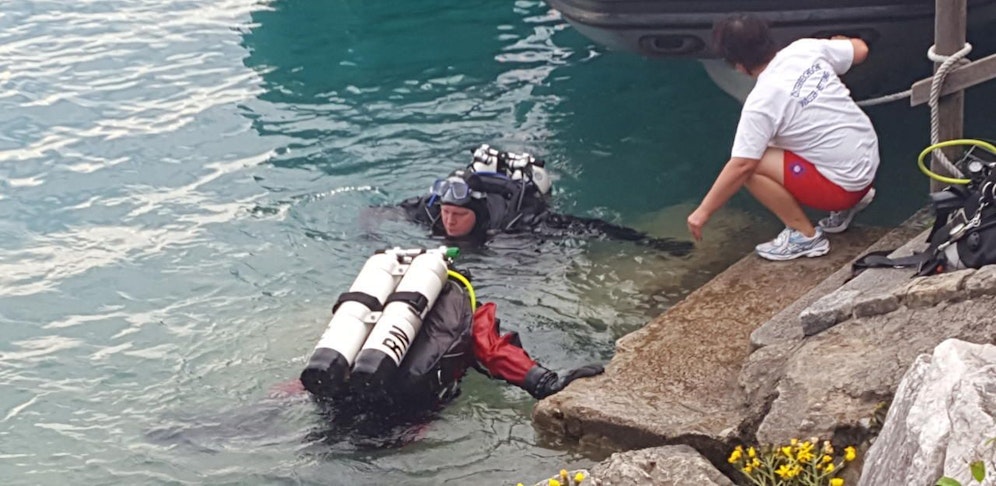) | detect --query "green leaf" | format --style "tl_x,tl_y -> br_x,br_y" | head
936,477 -> 962,486
970,460 -> 986,482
